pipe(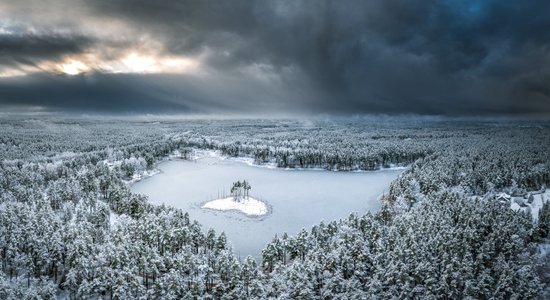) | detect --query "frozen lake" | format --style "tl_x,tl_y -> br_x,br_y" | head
131,152 -> 402,258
